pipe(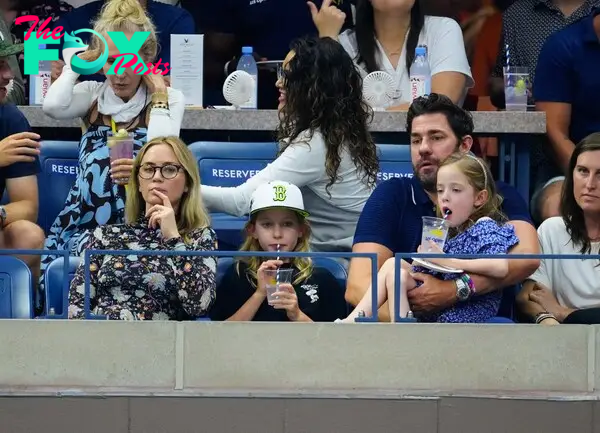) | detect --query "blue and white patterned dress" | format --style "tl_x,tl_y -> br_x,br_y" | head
39,102 -> 151,300
413,217 -> 519,323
